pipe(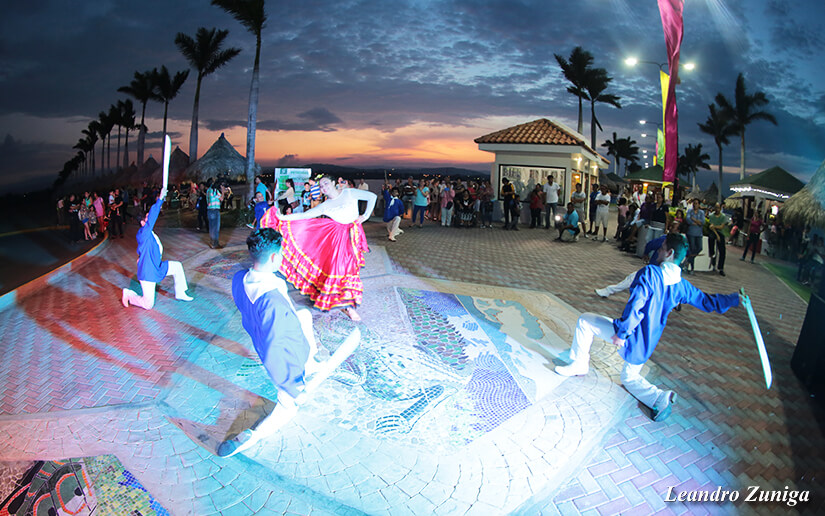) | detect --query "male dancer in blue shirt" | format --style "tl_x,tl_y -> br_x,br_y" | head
556,233 -> 742,421
122,187 -> 193,309
219,228 -> 359,457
